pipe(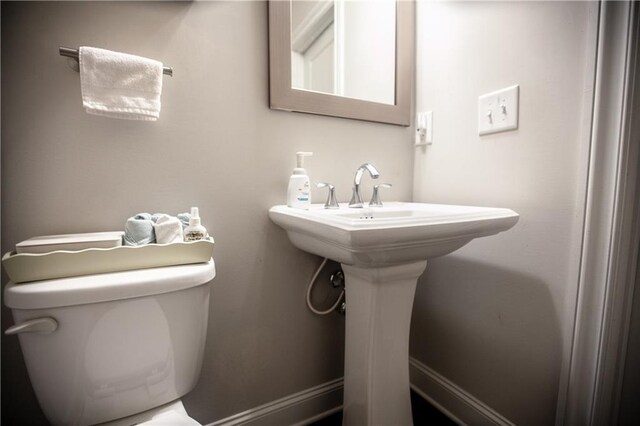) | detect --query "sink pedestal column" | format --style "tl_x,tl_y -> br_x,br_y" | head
341,260 -> 428,426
